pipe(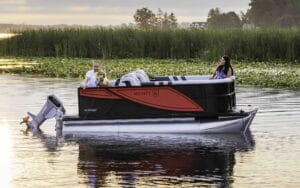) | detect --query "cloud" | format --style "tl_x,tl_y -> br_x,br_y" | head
0,13 -> 132,25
